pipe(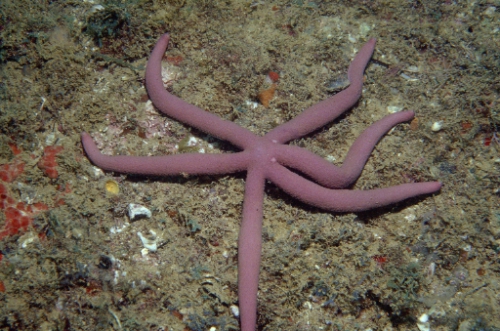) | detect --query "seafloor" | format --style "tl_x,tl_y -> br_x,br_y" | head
0,0 -> 499,330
